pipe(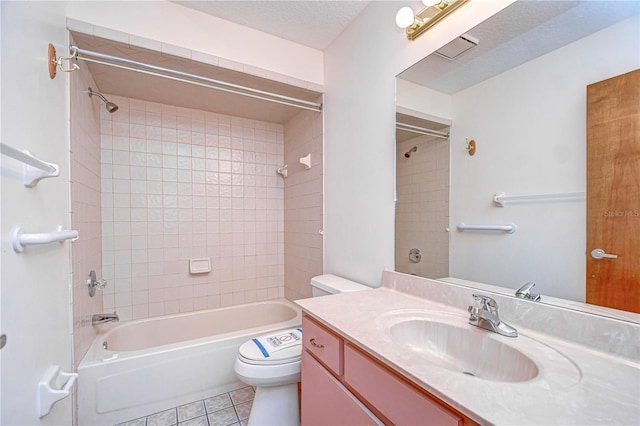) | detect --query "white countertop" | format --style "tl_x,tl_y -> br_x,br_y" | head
296,277 -> 640,425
